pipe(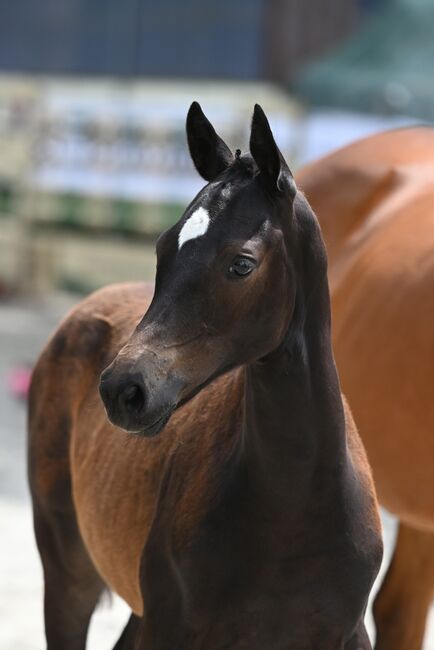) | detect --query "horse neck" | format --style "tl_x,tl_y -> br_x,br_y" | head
241,226 -> 346,507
